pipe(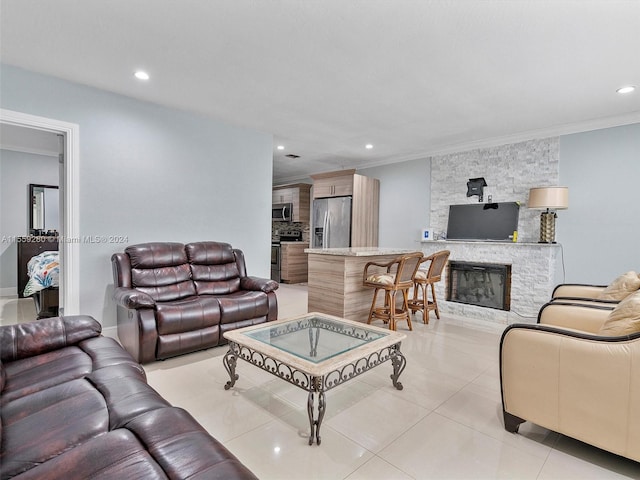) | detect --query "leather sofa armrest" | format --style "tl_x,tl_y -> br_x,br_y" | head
113,287 -> 156,309
241,276 -> 279,293
552,283 -> 607,299
500,324 -> 640,456
0,315 -> 101,362
537,301 -> 613,333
